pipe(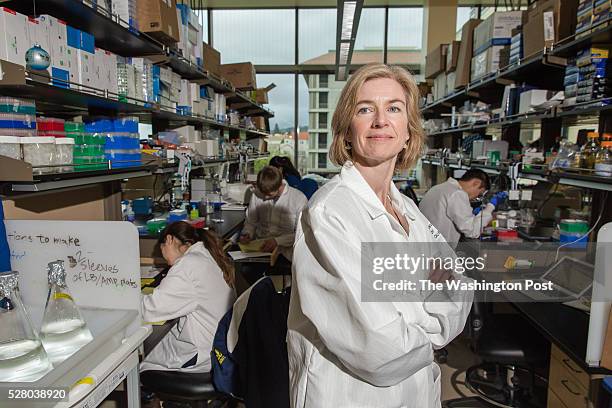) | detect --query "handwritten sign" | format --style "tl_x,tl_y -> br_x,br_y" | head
5,220 -> 141,329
